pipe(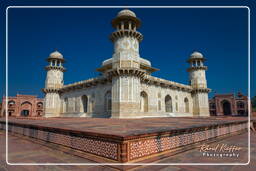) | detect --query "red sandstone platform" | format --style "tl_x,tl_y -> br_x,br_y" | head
2,131 -> 255,170
0,117 -> 254,163
0,117 -> 251,138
